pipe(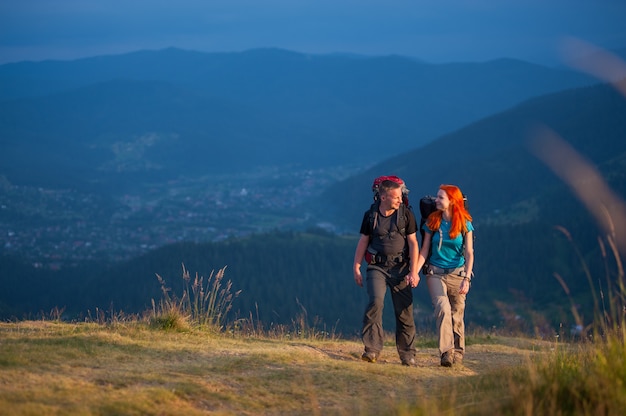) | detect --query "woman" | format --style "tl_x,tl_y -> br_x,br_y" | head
414,184 -> 474,367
